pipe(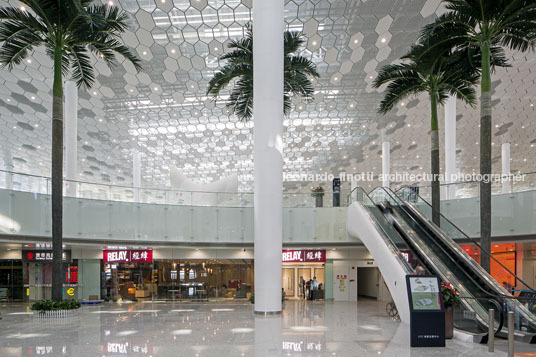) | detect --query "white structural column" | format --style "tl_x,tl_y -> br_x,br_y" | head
444,95 -> 457,199
502,143 -> 511,193
133,152 -> 141,202
253,0 -> 284,313
6,162 -> 14,190
382,141 -> 390,188
64,80 -> 78,197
